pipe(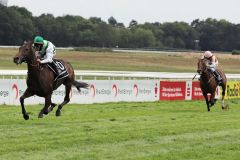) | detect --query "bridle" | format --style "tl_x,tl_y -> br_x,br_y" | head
22,44 -> 41,69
